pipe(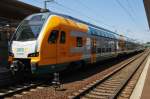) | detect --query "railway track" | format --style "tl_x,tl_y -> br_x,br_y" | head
0,67 -> 14,88
68,50 -> 149,99
0,51 -> 146,99
0,79 -> 45,98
